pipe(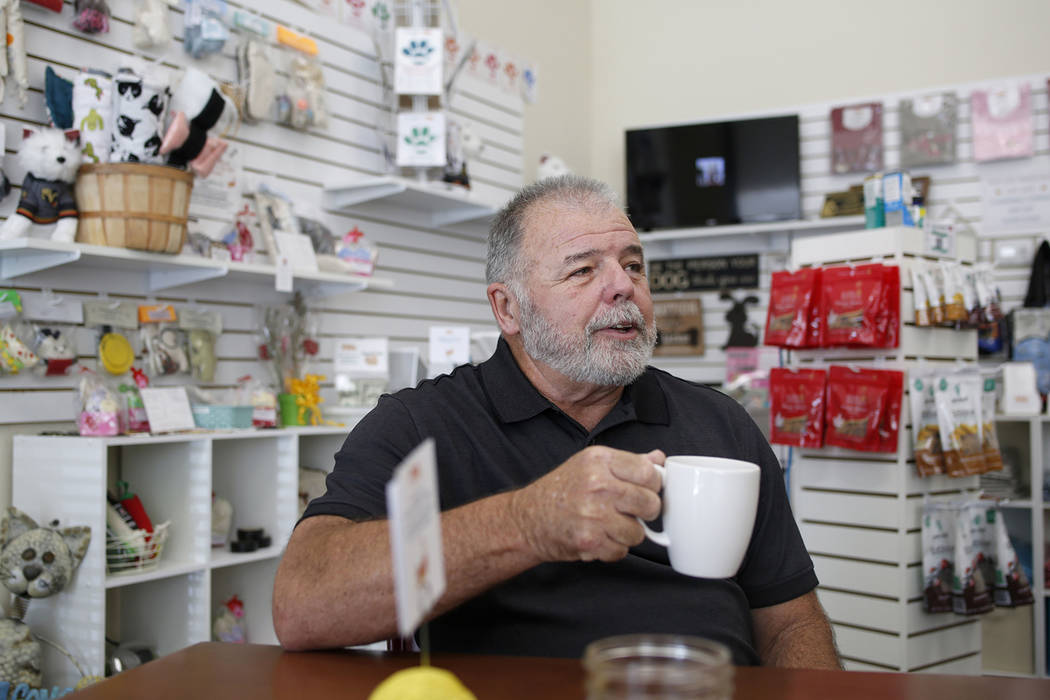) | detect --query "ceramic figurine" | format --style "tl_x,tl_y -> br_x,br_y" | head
0,507 -> 92,689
